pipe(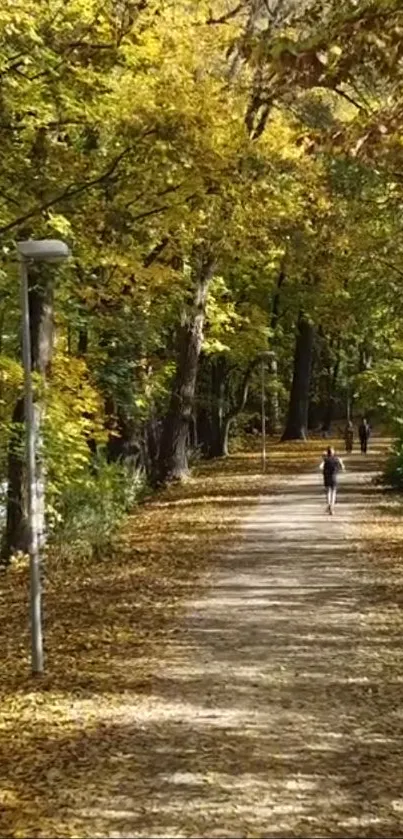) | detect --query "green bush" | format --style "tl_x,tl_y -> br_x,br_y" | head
383,431 -> 403,490
48,456 -> 147,561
